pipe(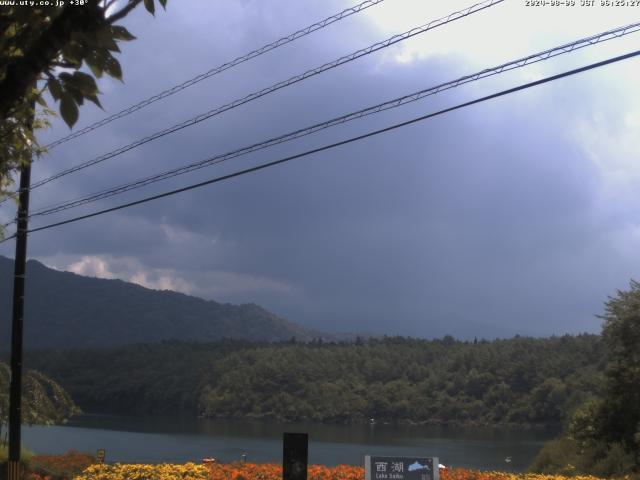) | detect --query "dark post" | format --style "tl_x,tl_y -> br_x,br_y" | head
7,158 -> 32,480
96,449 -> 106,464
283,432 -> 308,480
